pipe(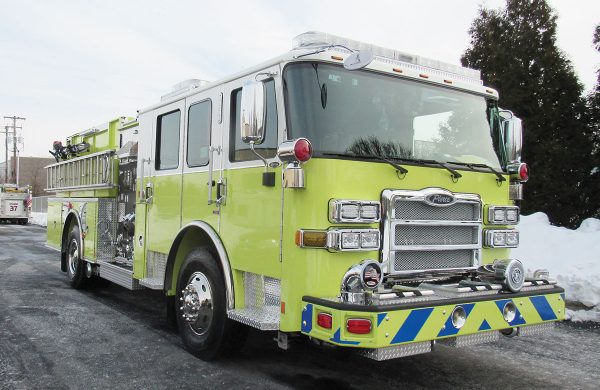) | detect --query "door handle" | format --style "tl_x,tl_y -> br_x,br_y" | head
145,183 -> 153,204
